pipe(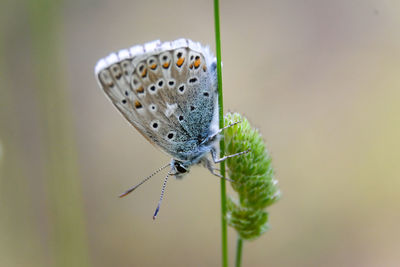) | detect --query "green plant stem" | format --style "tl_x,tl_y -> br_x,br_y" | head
213,0 -> 228,266
235,237 -> 243,267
